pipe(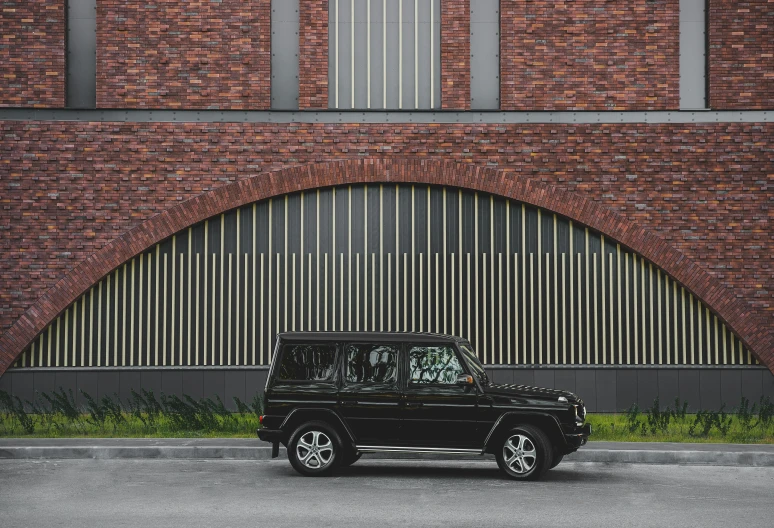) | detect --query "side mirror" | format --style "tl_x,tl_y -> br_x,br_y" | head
455,374 -> 474,386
